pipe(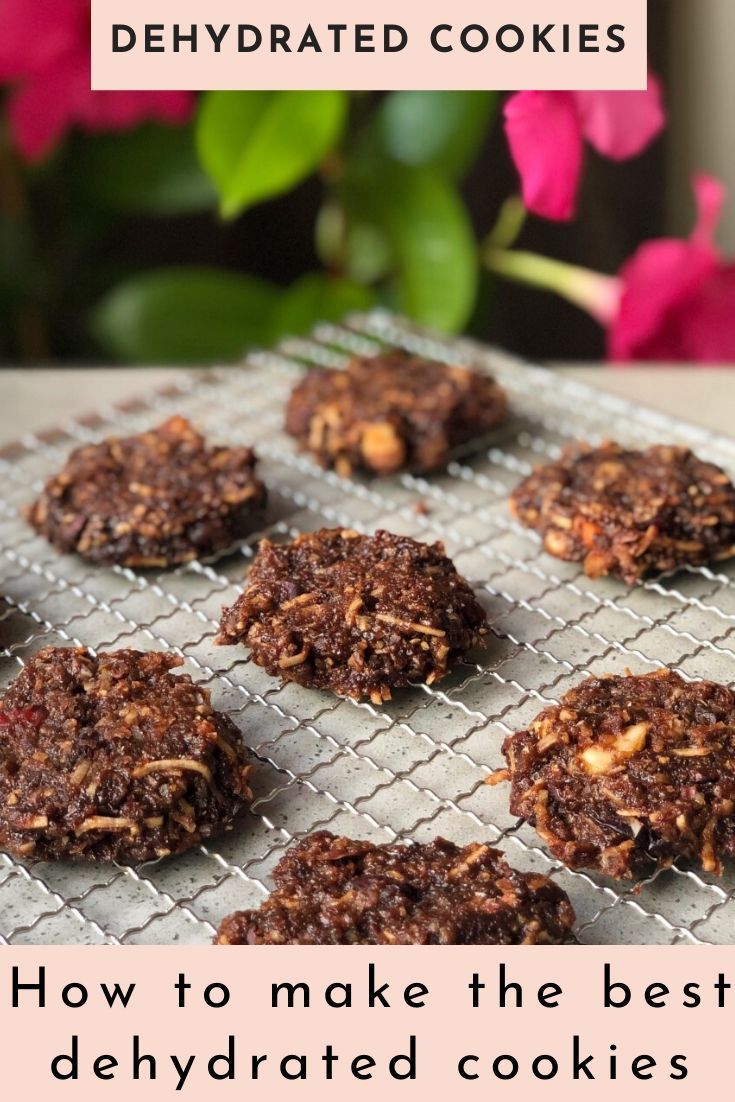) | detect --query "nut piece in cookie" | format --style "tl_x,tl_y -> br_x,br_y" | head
285,350 -> 508,477
26,415 -> 267,567
215,831 -> 575,944
0,647 -> 253,862
491,669 -> 735,879
216,527 -> 487,703
510,441 -> 735,584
